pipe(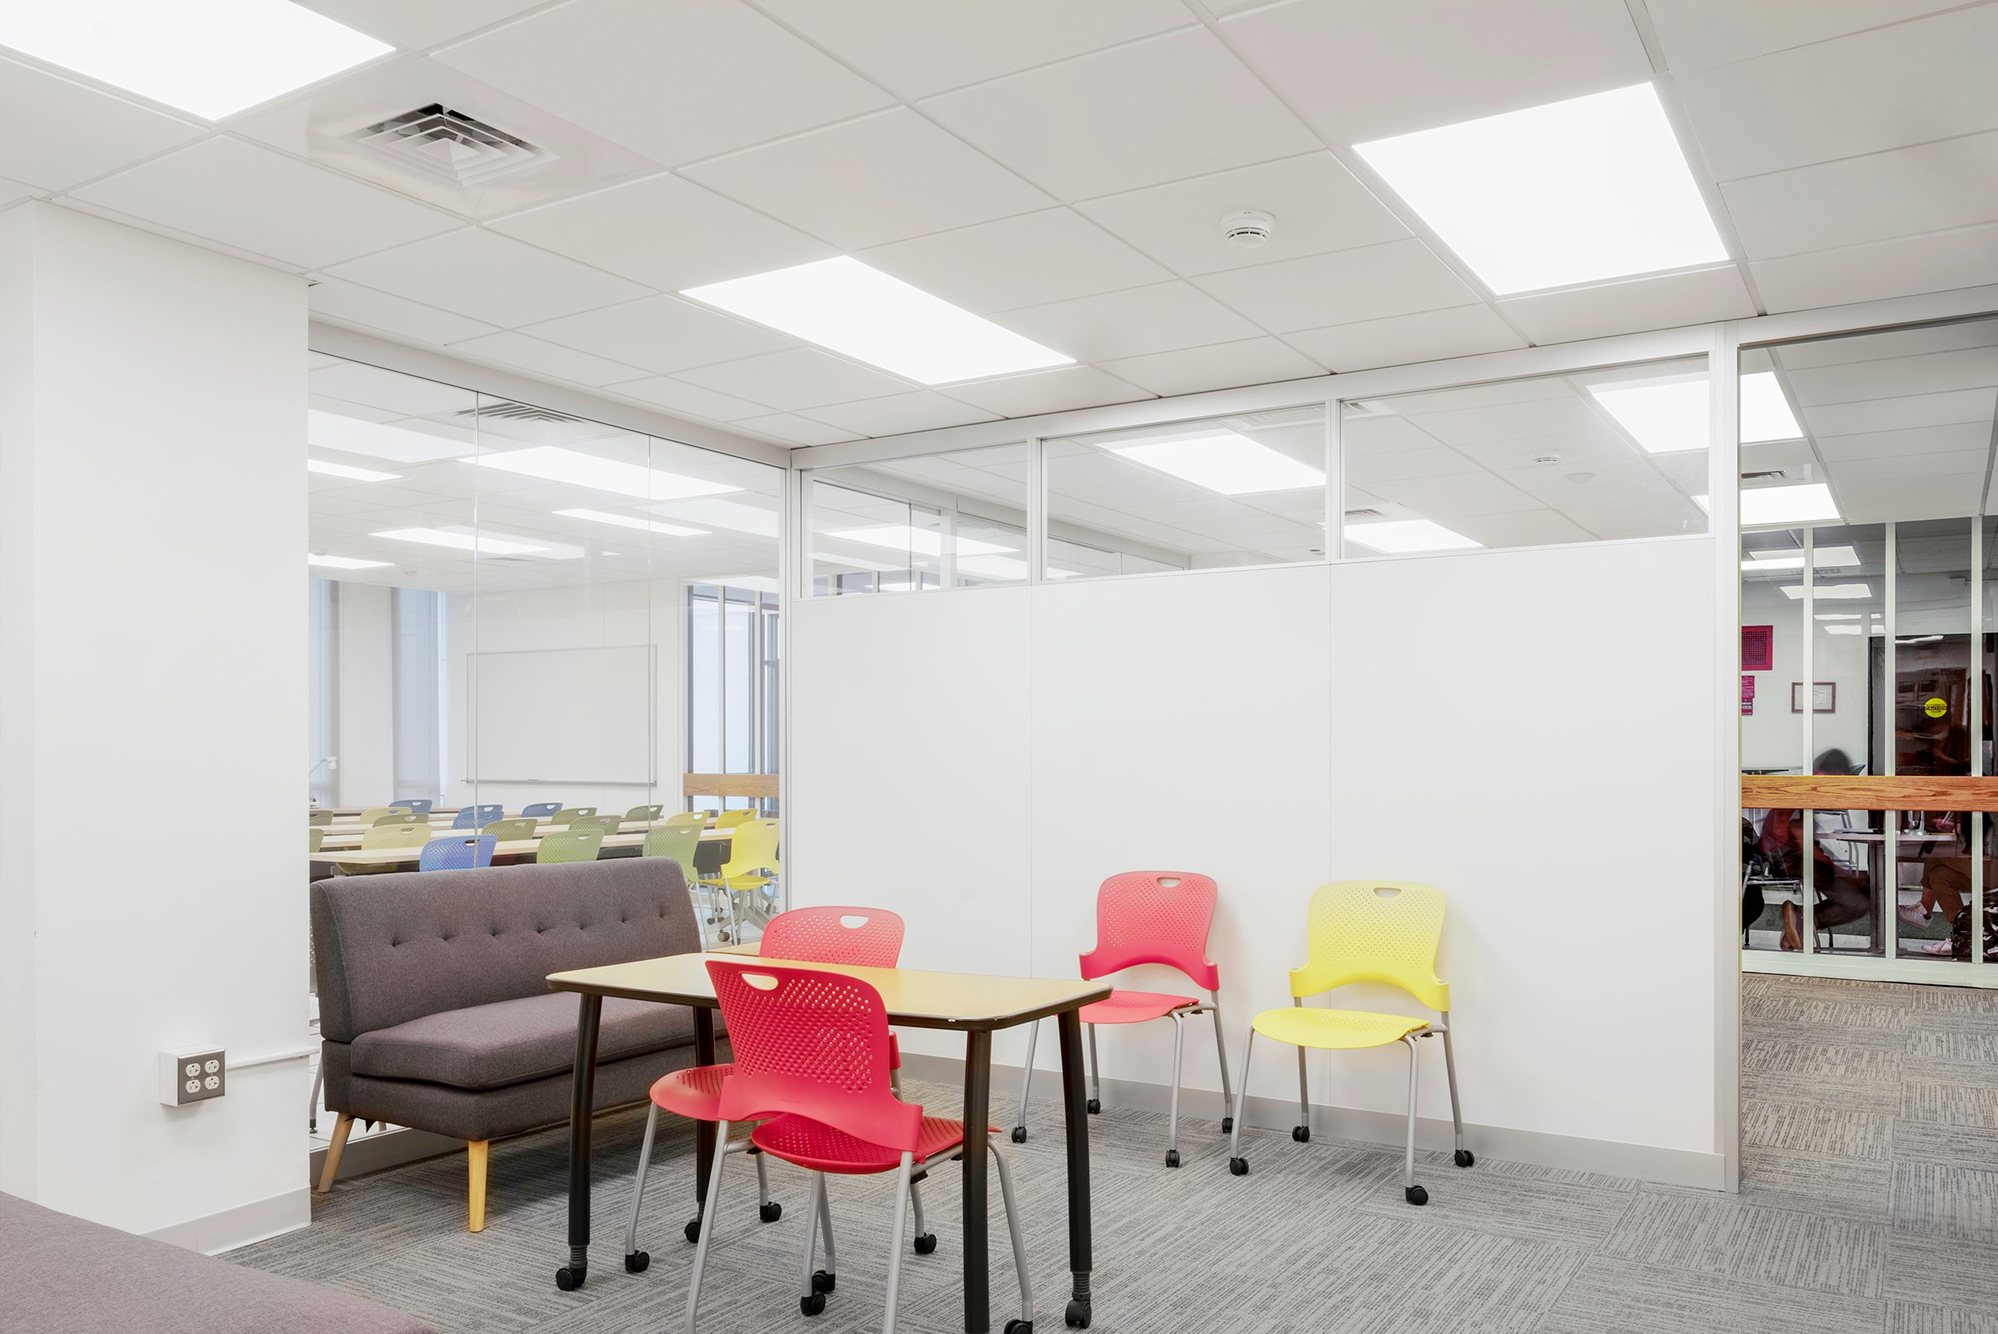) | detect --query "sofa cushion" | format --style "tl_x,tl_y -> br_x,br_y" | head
349,992 -> 696,1091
